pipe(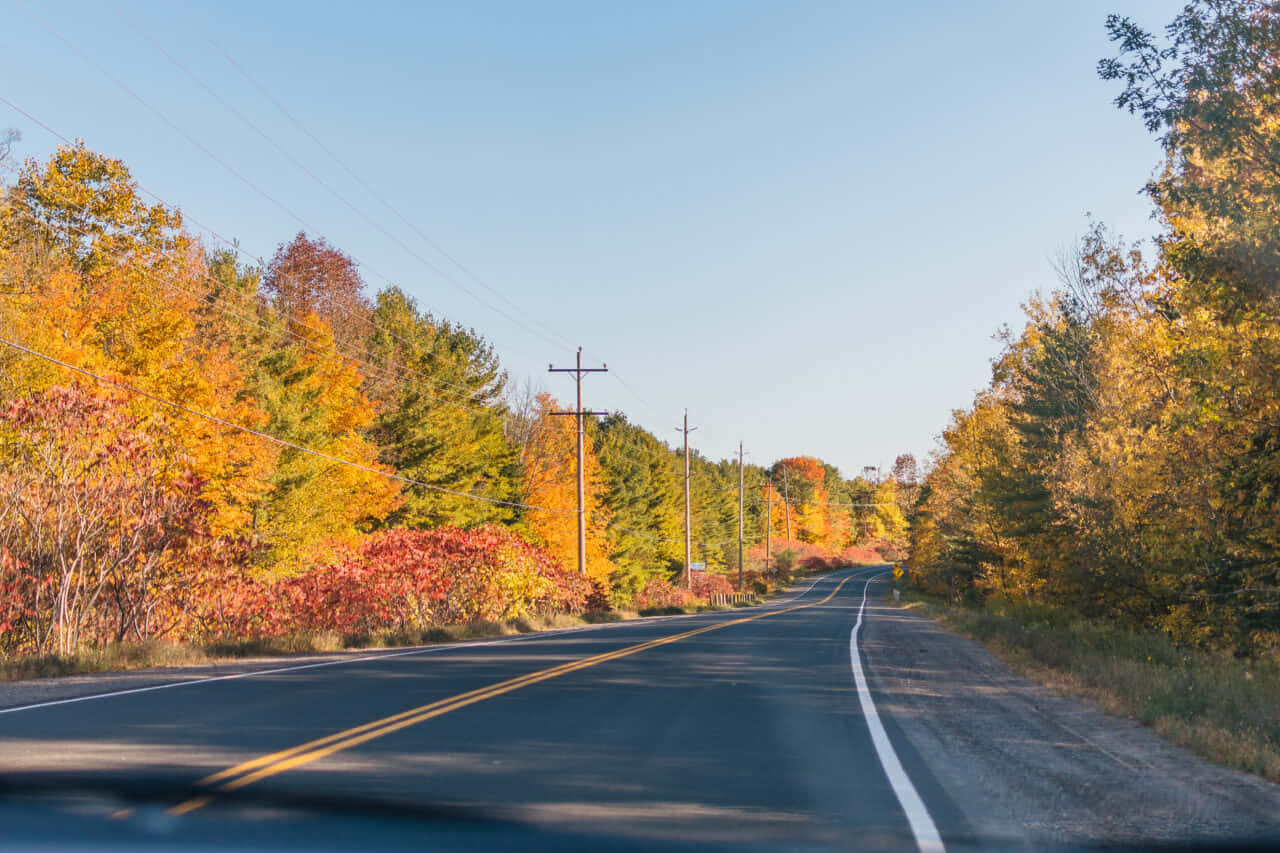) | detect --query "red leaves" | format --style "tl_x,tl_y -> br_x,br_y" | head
777,456 -> 826,486
634,577 -> 691,610
691,572 -> 734,598
180,526 -> 592,641
634,572 -> 735,609
262,232 -> 371,344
